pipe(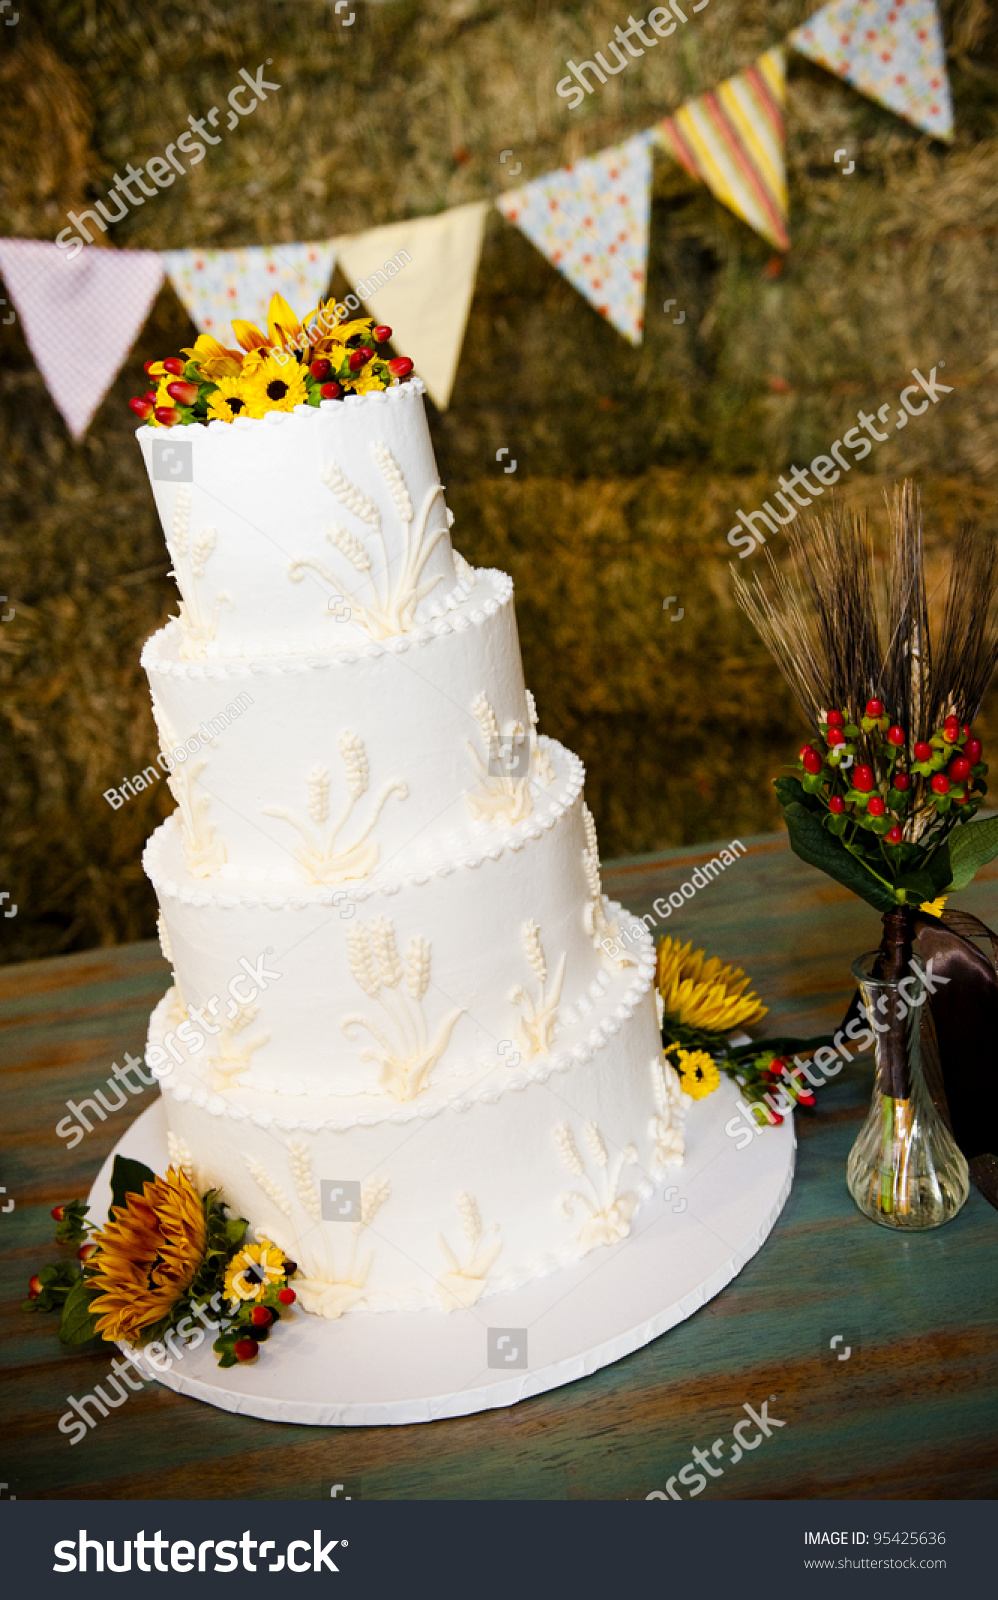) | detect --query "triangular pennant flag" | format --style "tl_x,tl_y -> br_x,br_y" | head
0,239 -> 163,439
160,241 -> 337,344
789,0 -> 953,140
656,48 -> 789,252
334,202 -> 488,411
496,132 -> 654,345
